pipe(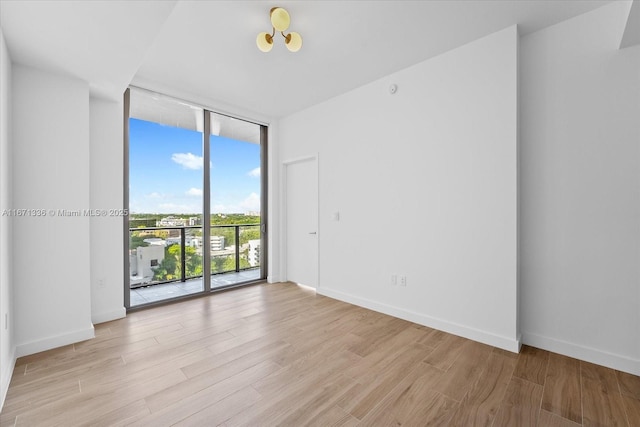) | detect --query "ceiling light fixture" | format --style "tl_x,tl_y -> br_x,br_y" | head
256,7 -> 303,53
